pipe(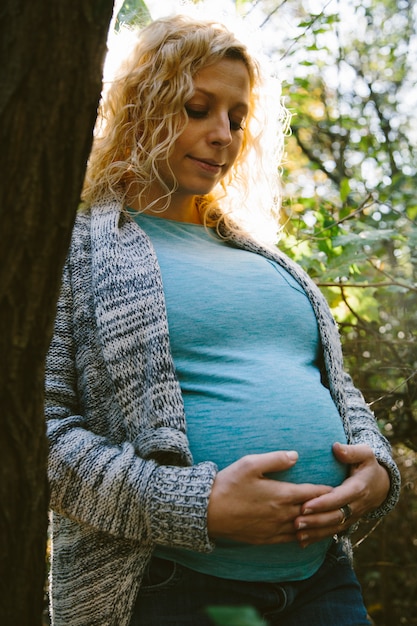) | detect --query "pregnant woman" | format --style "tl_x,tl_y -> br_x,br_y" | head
45,15 -> 400,626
